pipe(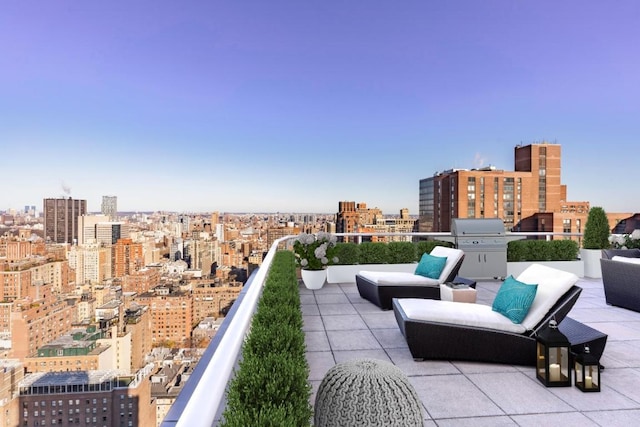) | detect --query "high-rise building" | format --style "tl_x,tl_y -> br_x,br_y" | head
43,197 -> 87,244
101,195 -> 118,221
418,142 -> 589,235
